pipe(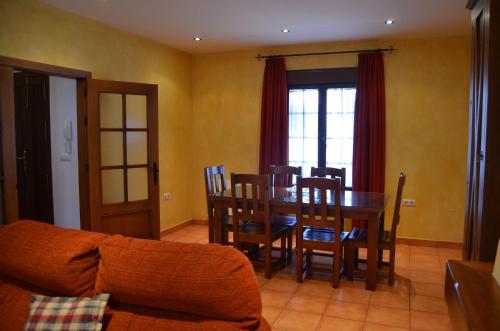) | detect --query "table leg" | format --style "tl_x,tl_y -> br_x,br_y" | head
366,212 -> 380,291
208,203 -> 214,243
213,200 -> 223,243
